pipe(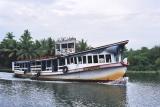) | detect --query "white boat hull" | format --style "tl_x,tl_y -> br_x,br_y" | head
34,64 -> 127,82
14,63 -> 127,82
